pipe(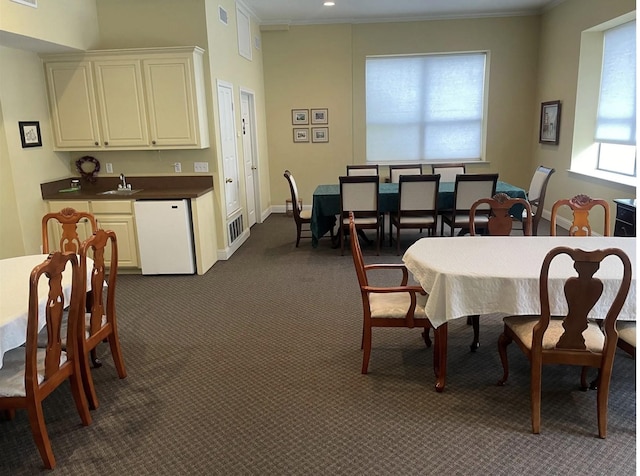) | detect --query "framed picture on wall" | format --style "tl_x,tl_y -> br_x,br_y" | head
311,108 -> 328,124
292,109 -> 309,125
18,121 -> 42,148
539,100 -> 561,145
312,127 -> 329,143
293,128 -> 309,143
